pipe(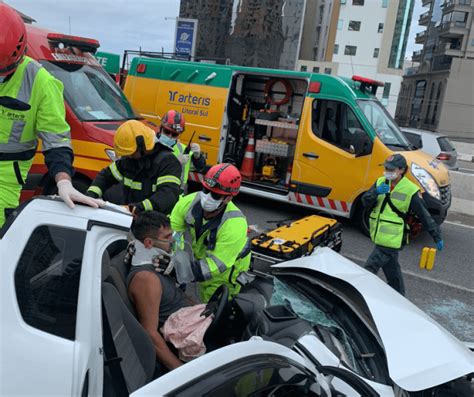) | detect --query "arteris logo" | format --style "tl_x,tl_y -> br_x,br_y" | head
168,91 -> 211,107
0,107 -> 26,121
